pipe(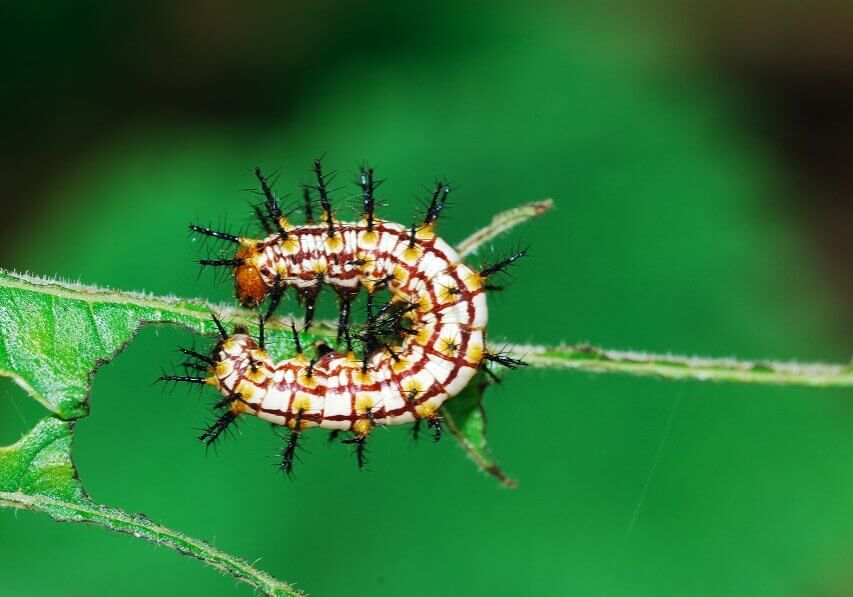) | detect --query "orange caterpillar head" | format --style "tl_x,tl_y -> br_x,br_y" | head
234,246 -> 268,306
